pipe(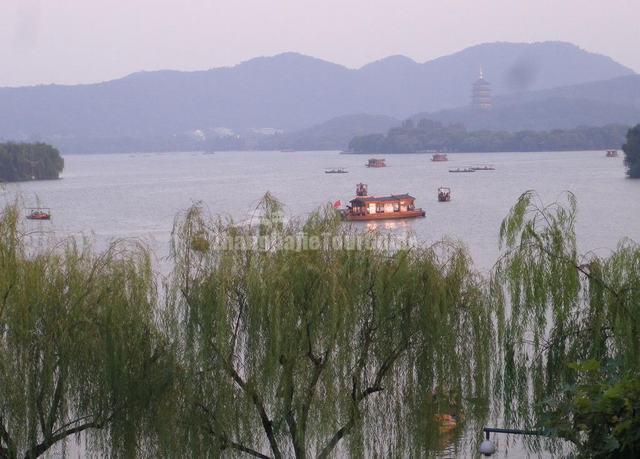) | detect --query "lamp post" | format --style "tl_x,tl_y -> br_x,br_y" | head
479,427 -> 546,456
